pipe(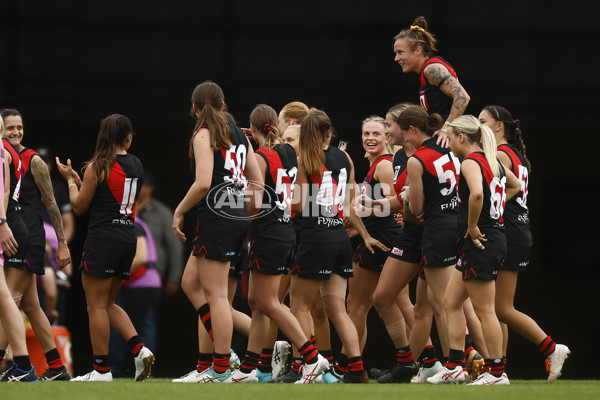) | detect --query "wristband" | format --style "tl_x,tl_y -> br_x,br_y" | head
396,192 -> 404,210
